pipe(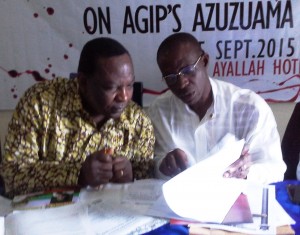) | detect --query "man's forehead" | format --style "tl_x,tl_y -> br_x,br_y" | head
161,42 -> 195,58
93,56 -> 134,81
95,54 -> 131,69
162,43 -> 198,61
